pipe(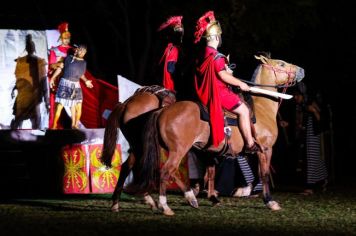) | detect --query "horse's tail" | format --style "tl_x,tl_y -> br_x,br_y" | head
129,110 -> 161,194
101,103 -> 125,167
